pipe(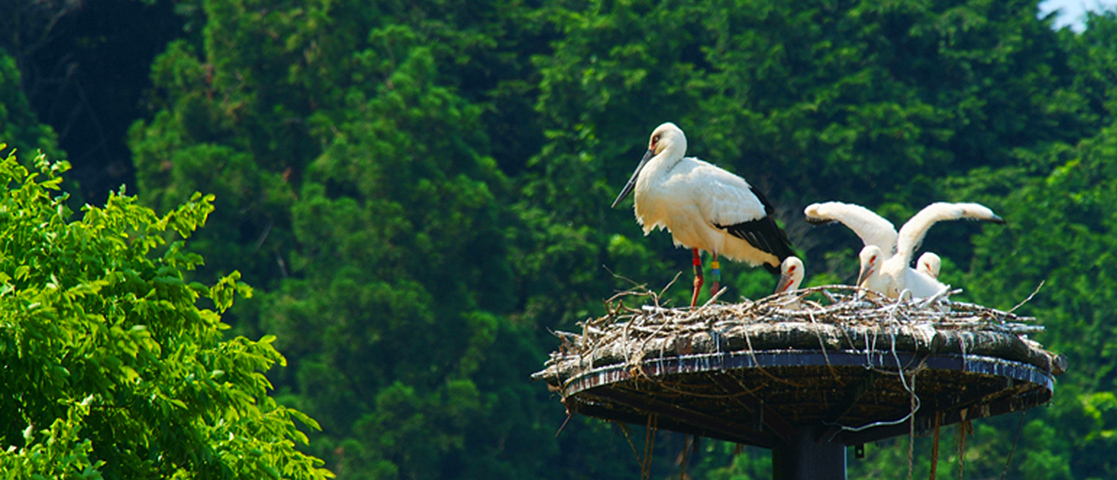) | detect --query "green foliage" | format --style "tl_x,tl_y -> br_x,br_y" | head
131,2 -> 565,477
108,0 -> 1117,478
0,149 -> 331,479
0,52 -> 62,160
1064,10 -> 1117,125
532,0 -> 1087,201
513,0 -> 1096,314
949,118 -> 1117,478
